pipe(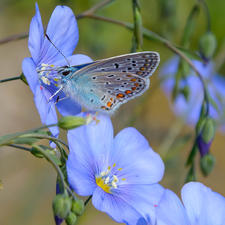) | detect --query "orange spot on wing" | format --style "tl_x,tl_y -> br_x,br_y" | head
107,102 -> 112,107
101,106 -> 106,109
132,87 -> 137,90
126,75 -> 132,77
117,93 -> 124,98
125,90 -> 132,94
130,79 -> 137,82
134,83 -> 139,86
110,98 -> 113,102
140,67 -> 145,70
144,63 -> 149,66
137,72 -> 142,75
